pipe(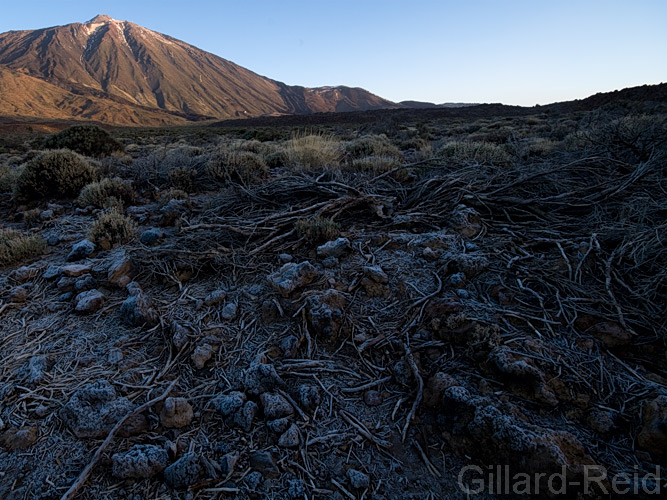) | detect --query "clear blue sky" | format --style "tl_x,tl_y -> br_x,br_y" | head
1,1 -> 665,106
